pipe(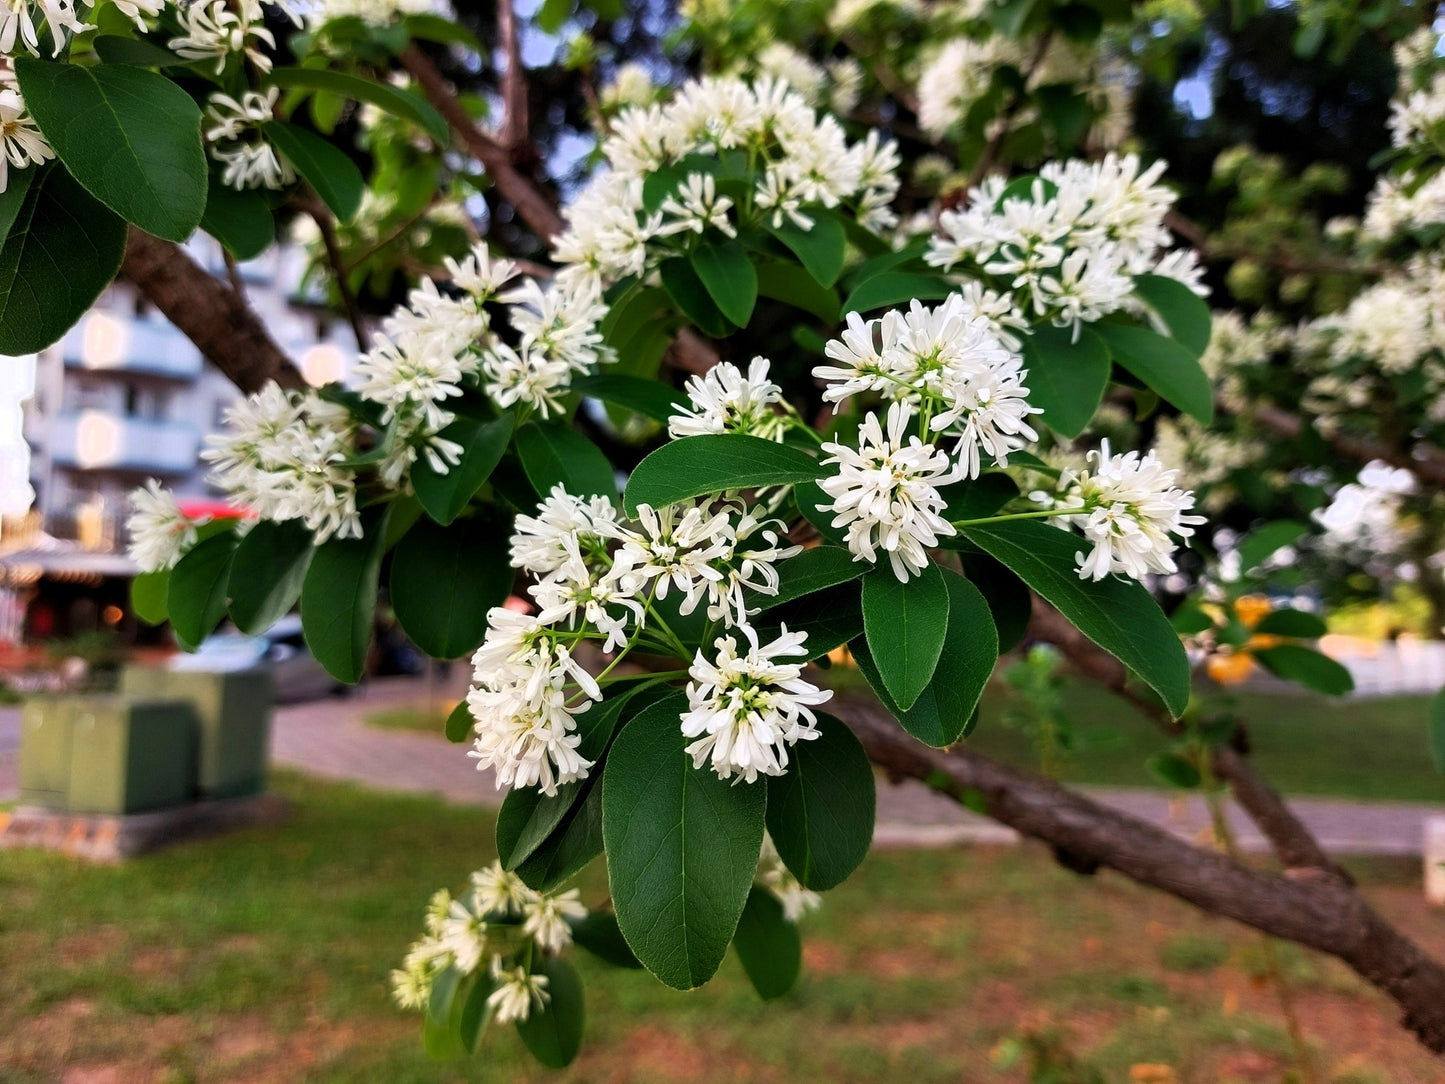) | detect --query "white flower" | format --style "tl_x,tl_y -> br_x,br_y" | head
110,0 -> 165,29
470,862 -> 536,917
702,510 -> 801,628
0,0 -> 92,57
443,241 -> 518,300
486,963 -> 550,1025
521,889 -> 587,953
669,357 -> 788,440
759,836 -> 822,922
917,37 -> 1019,139
657,172 -> 736,238
354,327 -> 472,433
169,0 -> 276,74
203,90 -> 295,191
482,342 -> 573,418
818,403 -> 959,581
0,84 -> 52,194
528,534 -> 645,652
681,623 -> 832,783
510,485 -> 622,577
437,898 -> 489,974
1048,439 -> 1206,581
612,501 -> 733,614
125,480 -> 206,572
